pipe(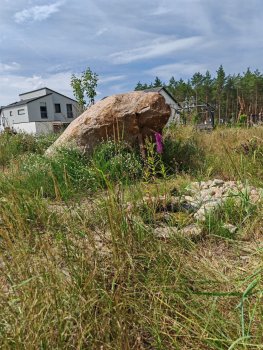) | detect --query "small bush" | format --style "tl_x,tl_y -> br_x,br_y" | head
239,114 -> 248,125
91,140 -> 143,184
162,135 -> 203,174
